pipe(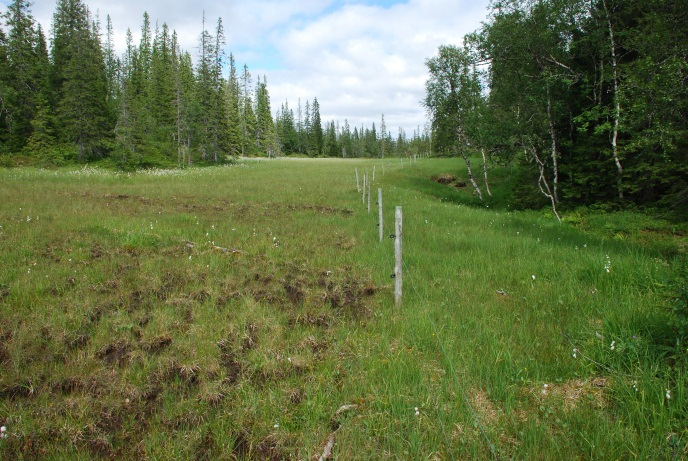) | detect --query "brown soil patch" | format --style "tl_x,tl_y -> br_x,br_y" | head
144,334 -> 173,354
470,388 -> 502,424
288,312 -> 334,328
432,173 -> 467,188
285,204 -> 353,215
96,340 -> 131,366
0,286 -> 10,302
527,378 -> 608,411
433,173 -> 457,184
